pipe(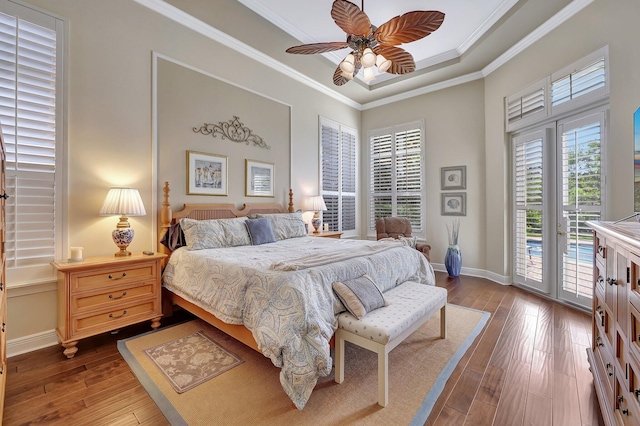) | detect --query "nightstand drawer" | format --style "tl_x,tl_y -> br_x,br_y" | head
71,262 -> 158,293
71,281 -> 157,314
71,299 -> 158,337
